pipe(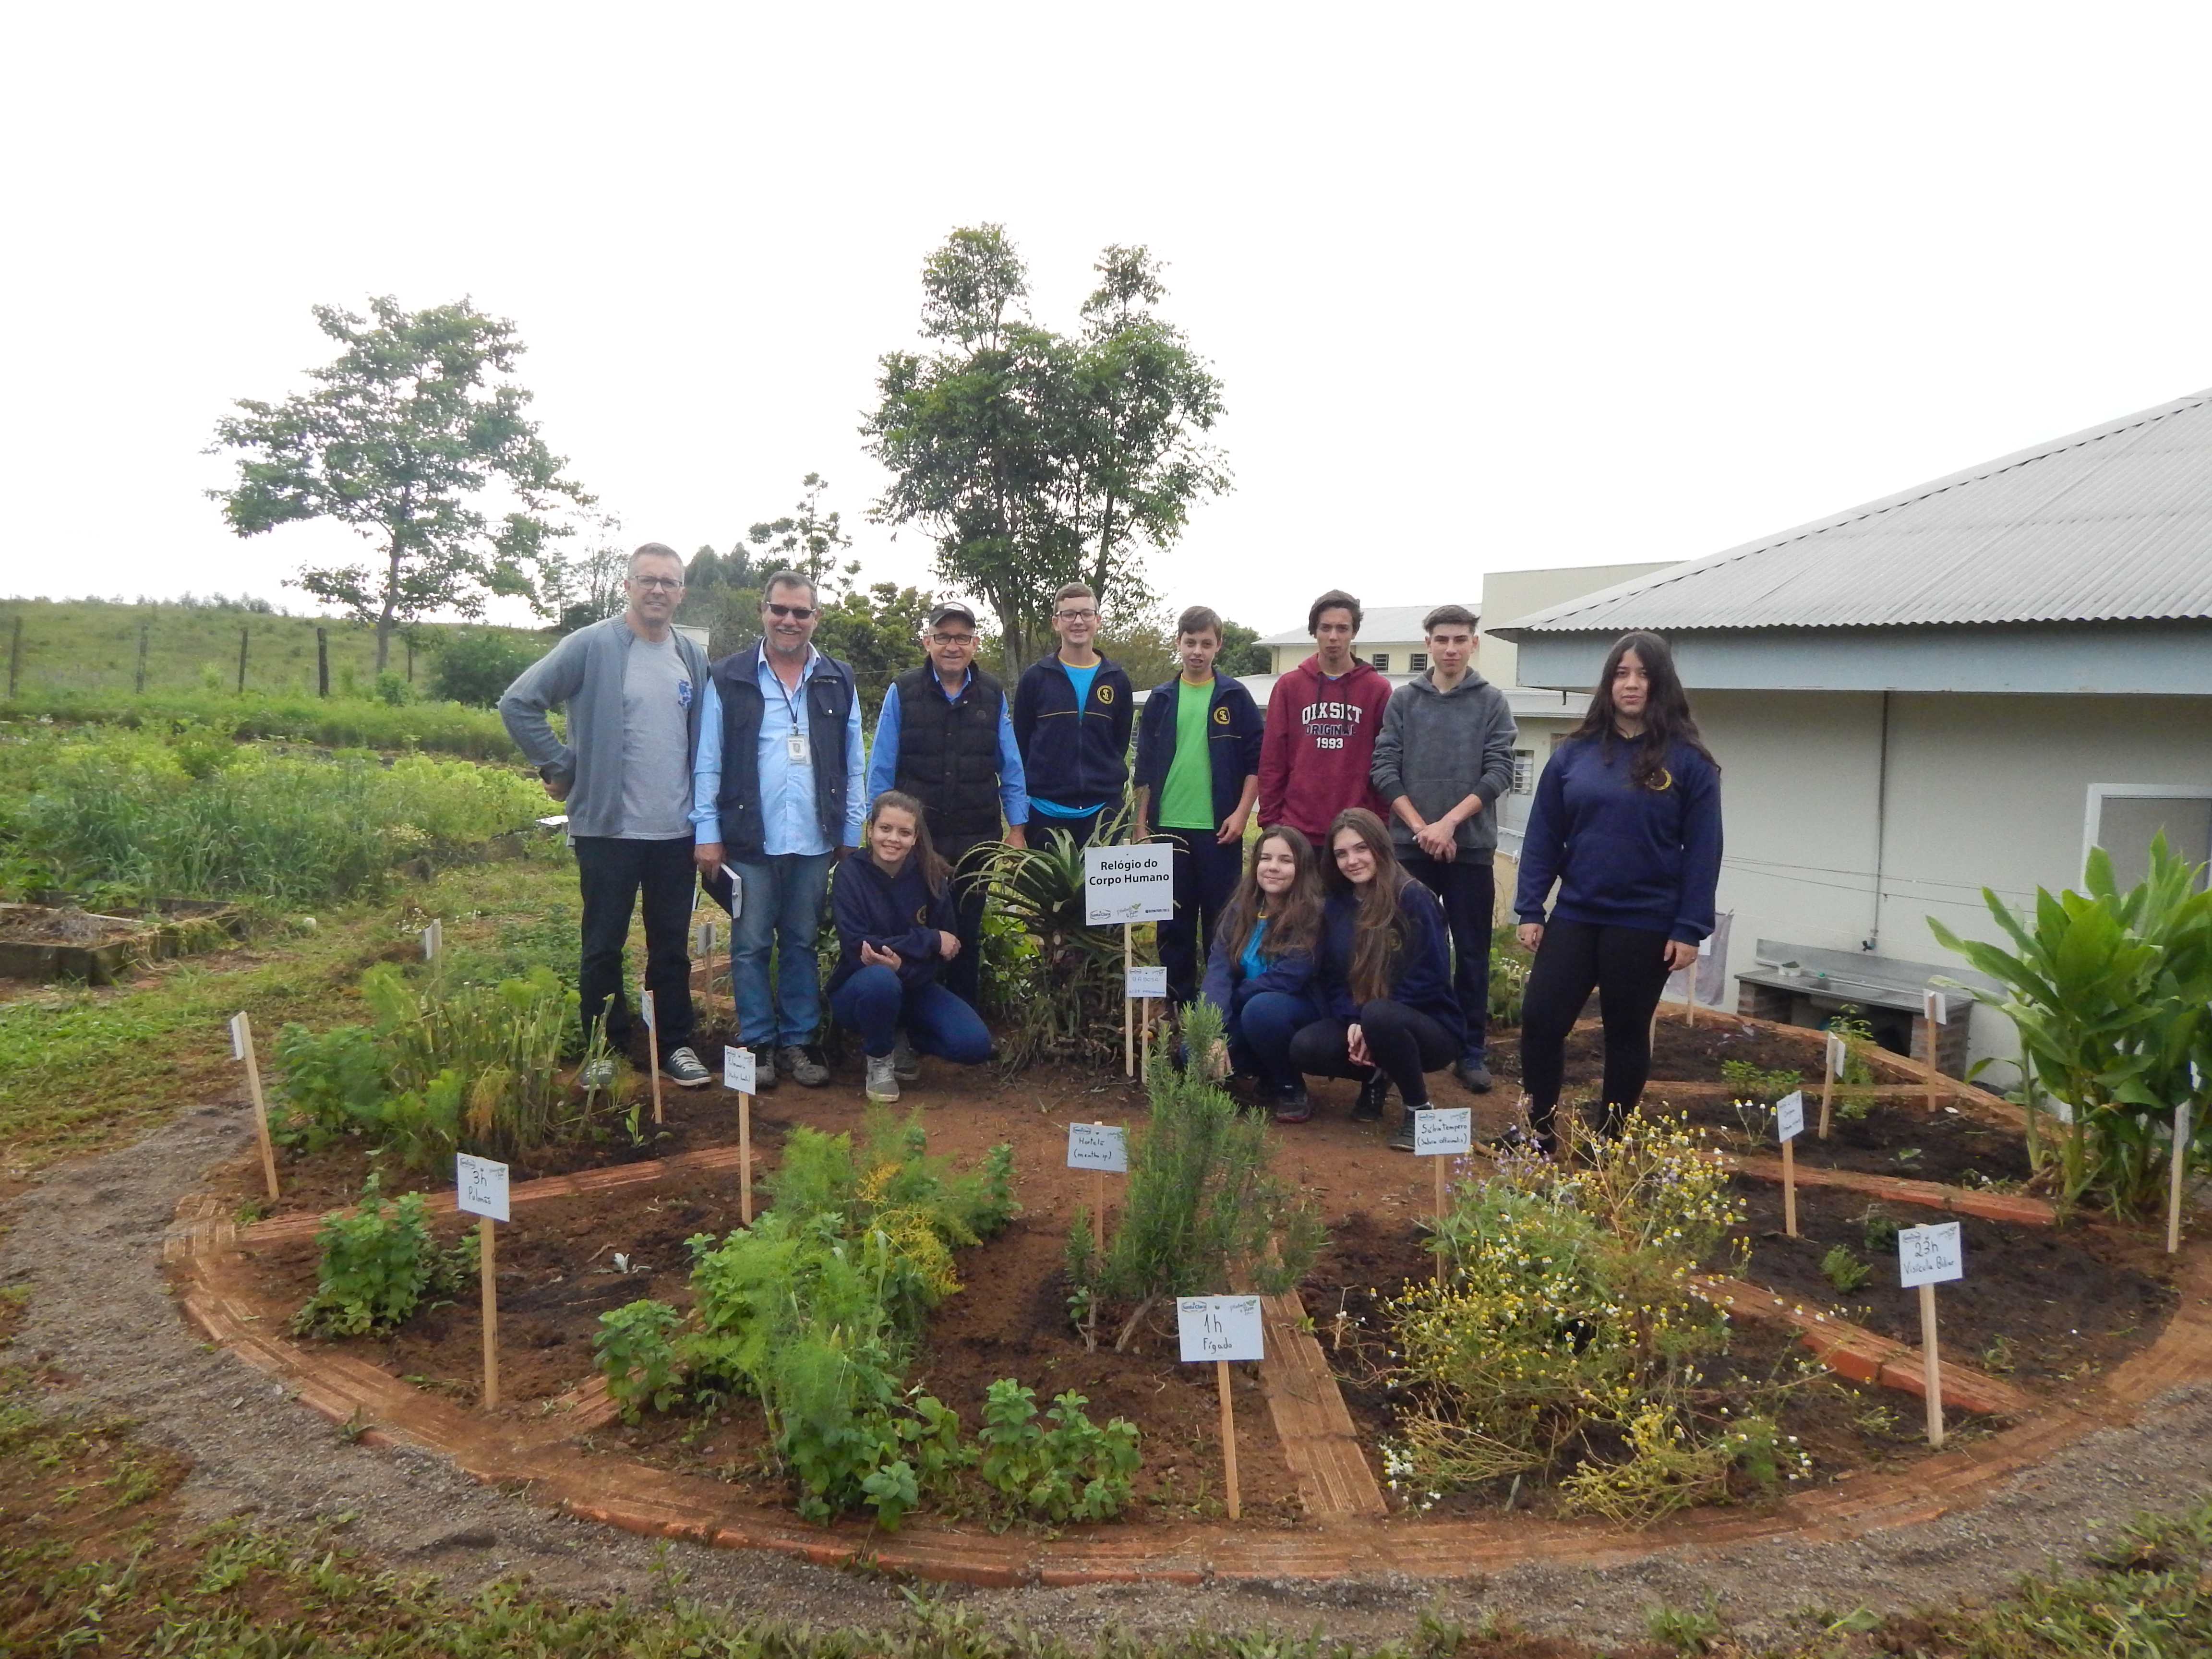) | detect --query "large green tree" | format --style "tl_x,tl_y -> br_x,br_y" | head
208,297 -> 594,670
863,228 -> 1229,670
